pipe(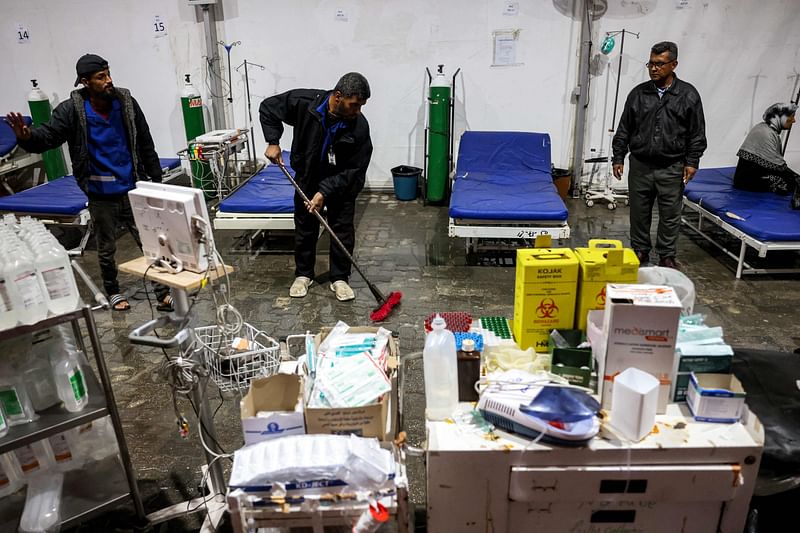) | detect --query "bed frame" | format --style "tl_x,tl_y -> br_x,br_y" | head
681,197 -> 800,278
